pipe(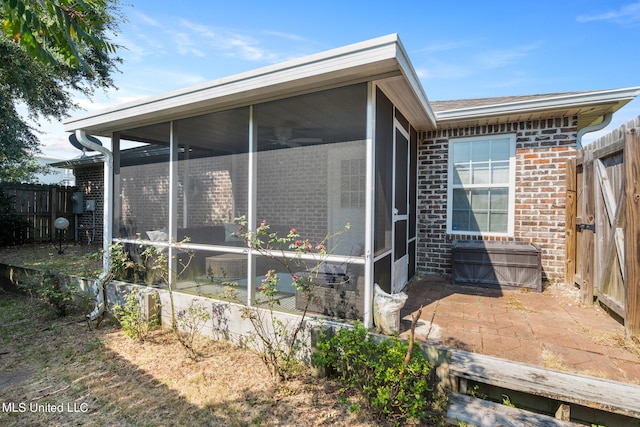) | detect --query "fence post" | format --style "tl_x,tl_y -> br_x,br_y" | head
624,127 -> 640,339
565,158 -> 577,287
581,151 -> 595,305
50,186 -> 58,242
